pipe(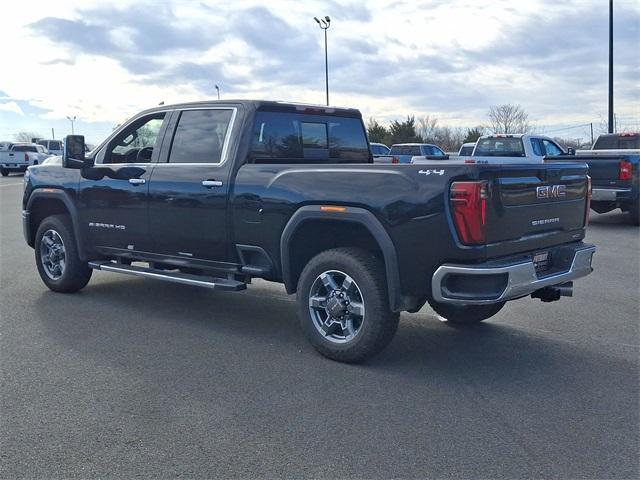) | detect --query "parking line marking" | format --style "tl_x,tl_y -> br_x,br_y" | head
0,182 -> 23,187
